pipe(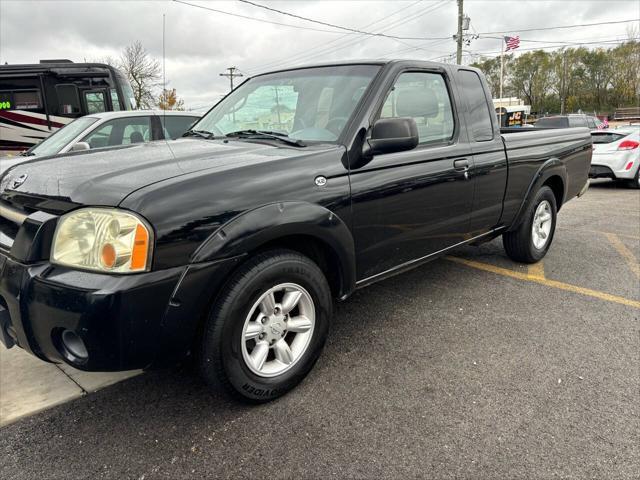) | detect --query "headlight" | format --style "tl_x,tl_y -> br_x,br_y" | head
51,208 -> 153,273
